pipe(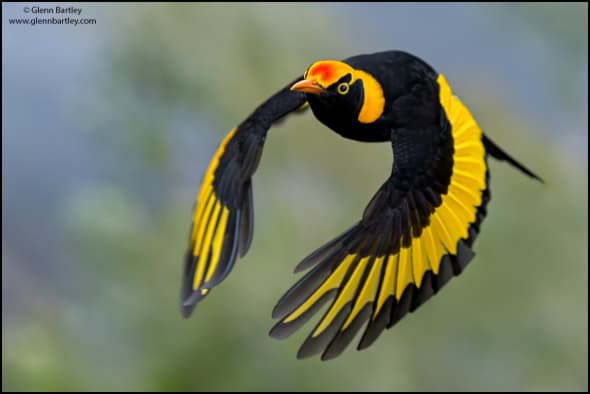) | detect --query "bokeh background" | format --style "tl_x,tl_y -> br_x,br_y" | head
3,3 -> 588,391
